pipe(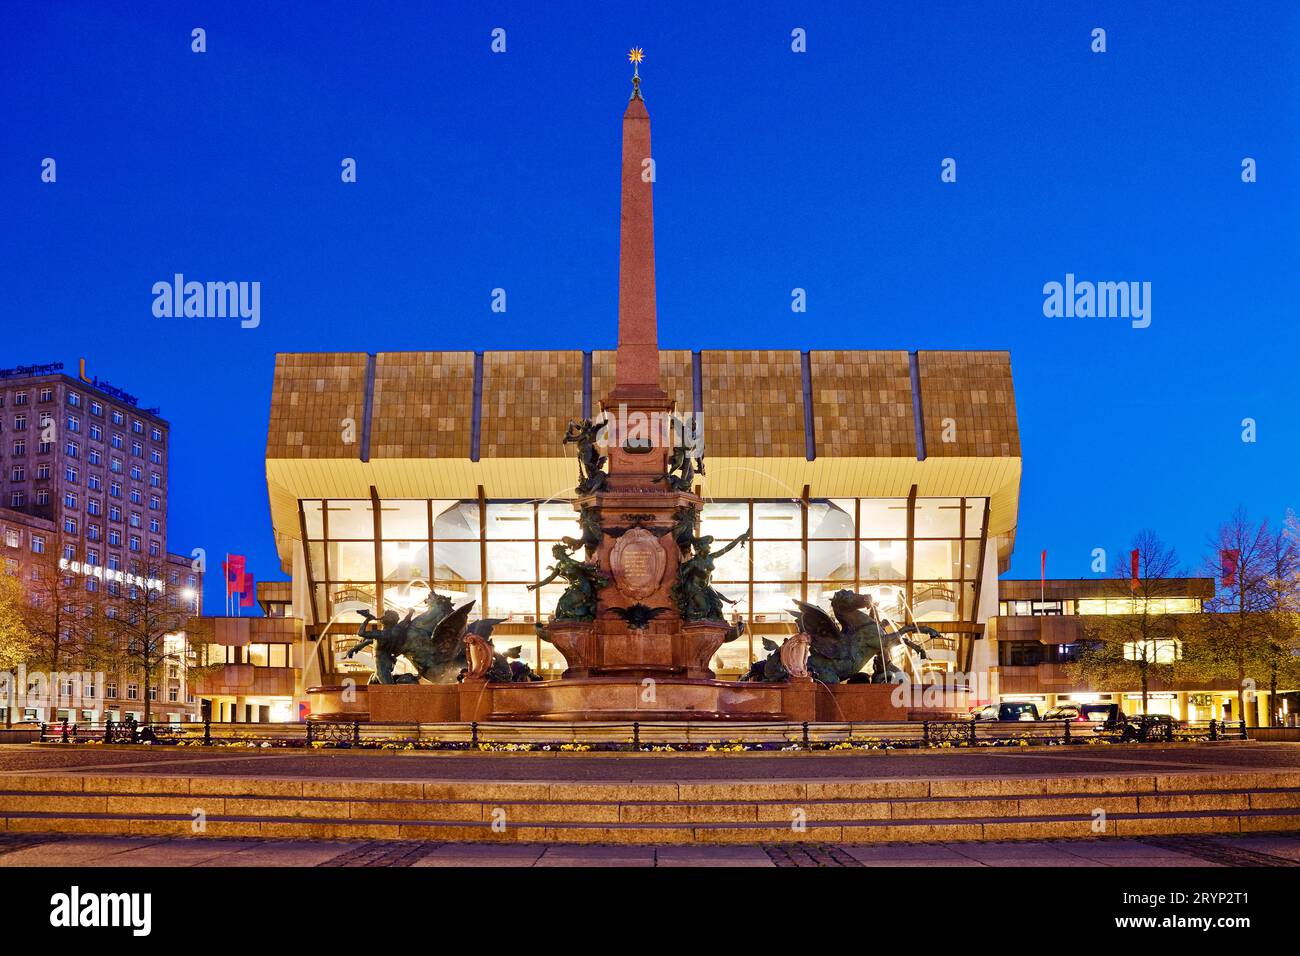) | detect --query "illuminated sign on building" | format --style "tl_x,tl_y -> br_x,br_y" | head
78,358 -> 141,408
58,558 -> 163,592
0,362 -> 64,380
